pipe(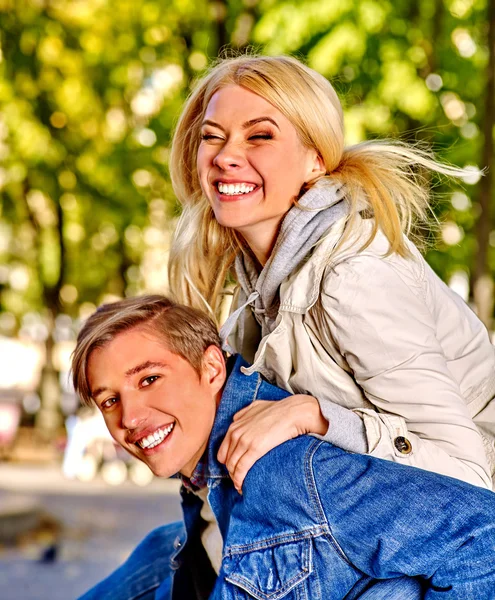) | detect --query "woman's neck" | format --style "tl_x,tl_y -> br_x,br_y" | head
238,219 -> 282,267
